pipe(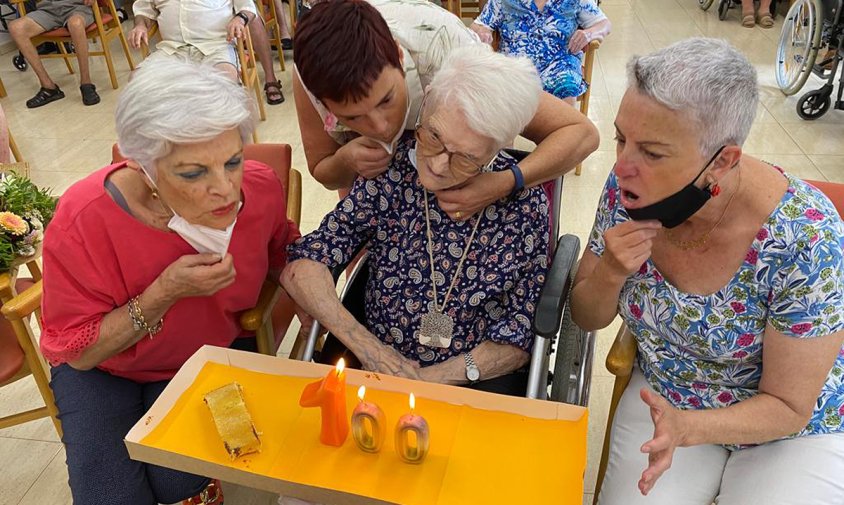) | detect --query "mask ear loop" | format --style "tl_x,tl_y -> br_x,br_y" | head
139,164 -> 175,218
696,145 -> 727,196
